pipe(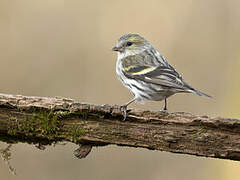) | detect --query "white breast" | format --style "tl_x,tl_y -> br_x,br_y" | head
115,52 -> 150,102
